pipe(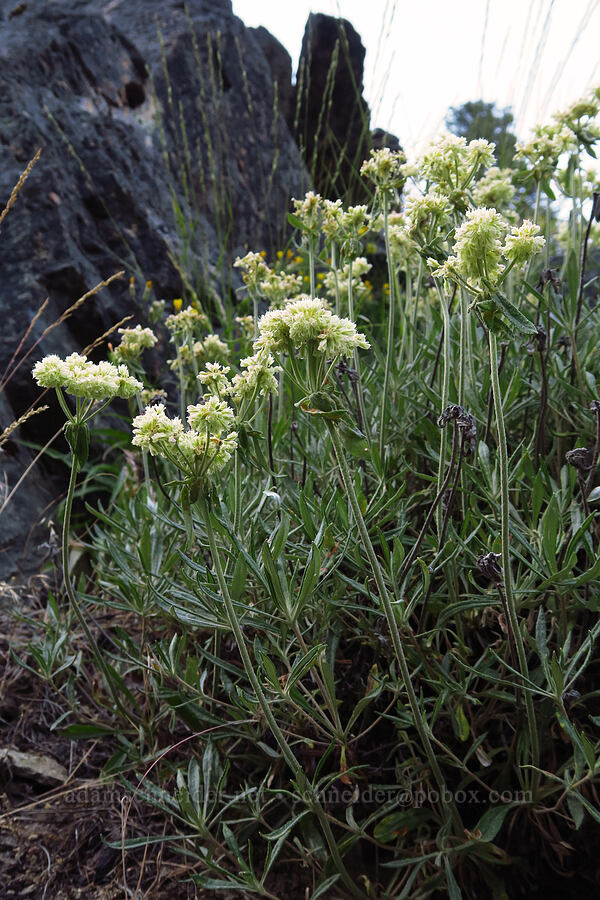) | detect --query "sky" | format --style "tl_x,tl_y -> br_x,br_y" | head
232,0 -> 600,159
